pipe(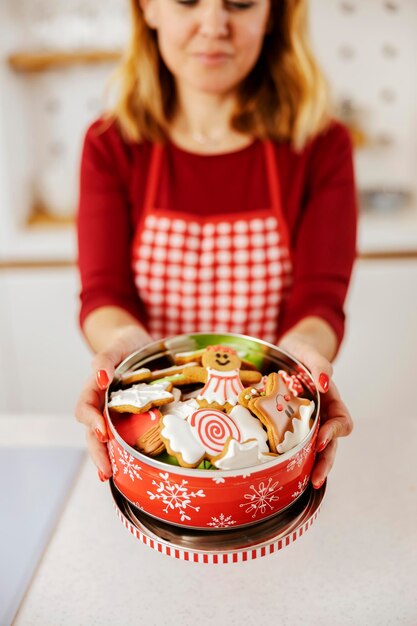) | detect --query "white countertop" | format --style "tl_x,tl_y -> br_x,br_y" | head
2,413 -> 417,626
